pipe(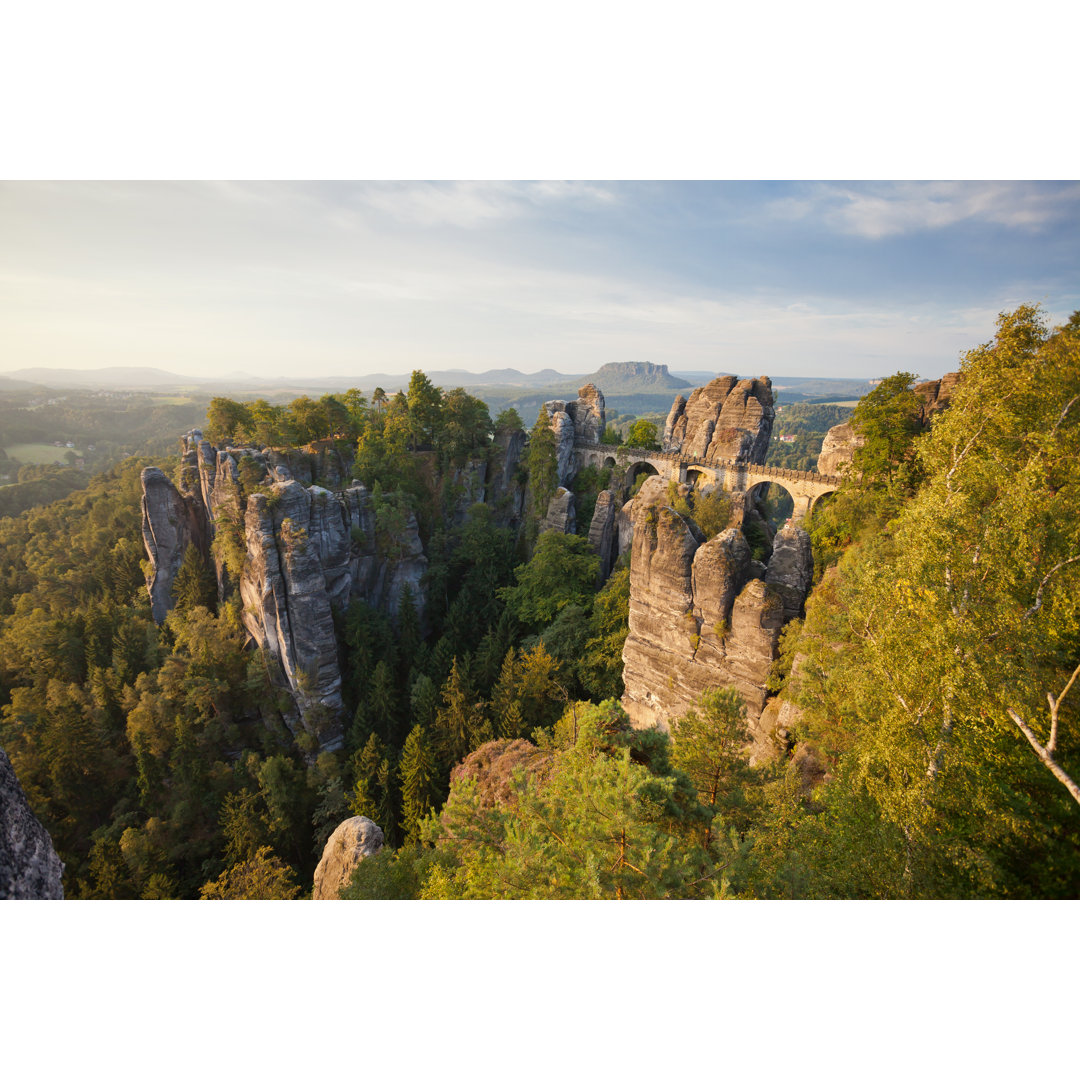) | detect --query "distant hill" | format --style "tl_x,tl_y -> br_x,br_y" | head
576,362 -> 690,393
3,362 -> 874,409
